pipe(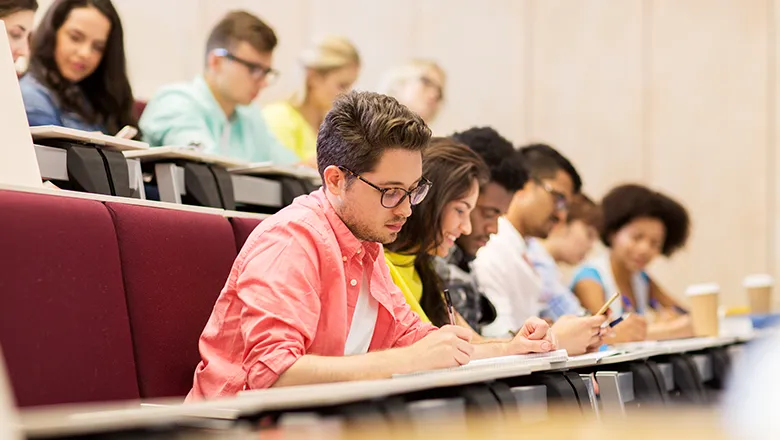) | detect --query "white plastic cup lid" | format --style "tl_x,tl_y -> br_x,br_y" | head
685,283 -> 720,296
743,274 -> 774,288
